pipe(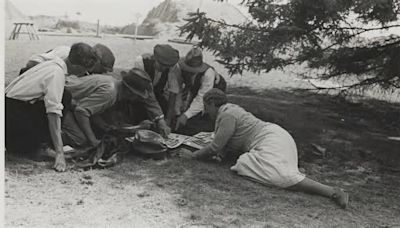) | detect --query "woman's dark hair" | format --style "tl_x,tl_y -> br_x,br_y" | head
68,42 -> 98,69
203,88 -> 228,107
